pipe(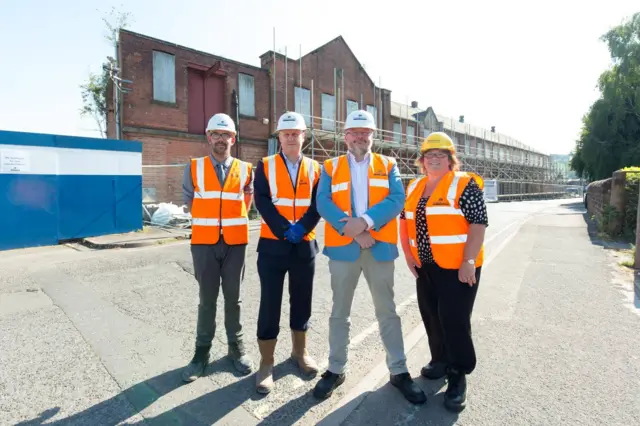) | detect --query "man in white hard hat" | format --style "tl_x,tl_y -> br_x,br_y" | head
180,112 -> 255,382
252,111 -> 322,394
313,110 -> 426,404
